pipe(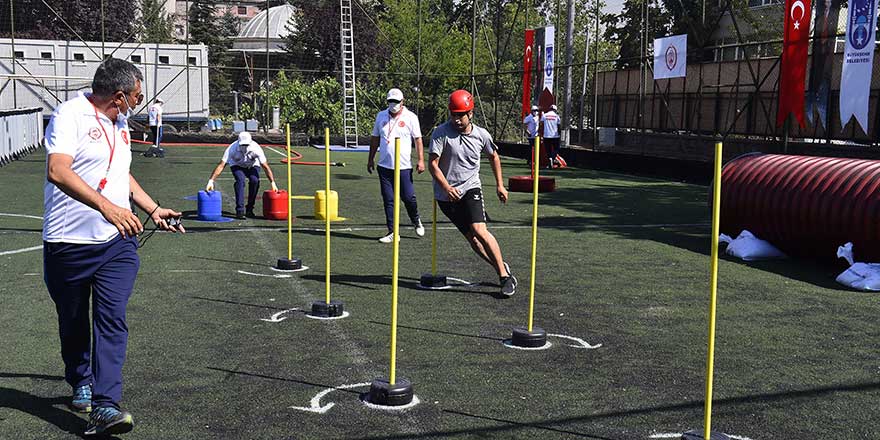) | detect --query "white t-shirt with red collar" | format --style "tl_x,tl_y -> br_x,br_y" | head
43,93 -> 133,244
371,107 -> 422,170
